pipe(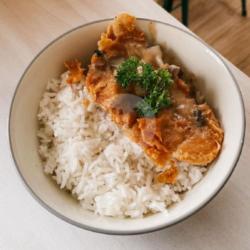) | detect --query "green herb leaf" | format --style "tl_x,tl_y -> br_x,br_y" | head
135,97 -> 158,117
116,57 -> 173,117
156,68 -> 173,89
139,63 -> 157,92
116,57 -> 140,88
